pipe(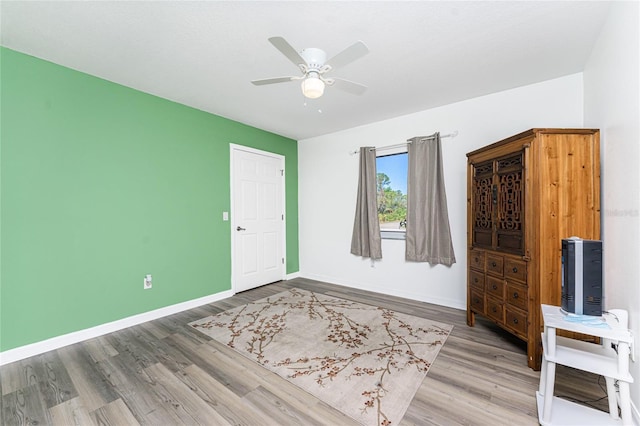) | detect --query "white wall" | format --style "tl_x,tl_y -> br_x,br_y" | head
299,74 -> 583,309
583,1 -> 640,416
